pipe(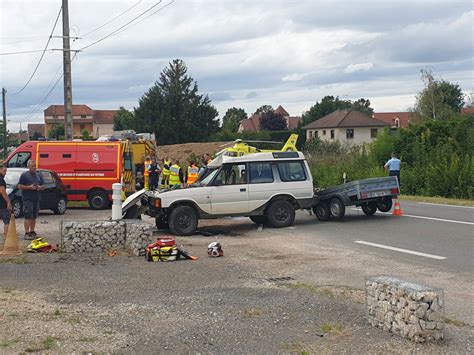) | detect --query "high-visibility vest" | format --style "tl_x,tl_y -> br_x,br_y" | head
187,165 -> 199,184
143,159 -> 151,177
169,164 -> 181,186
162,160 -> 171,176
